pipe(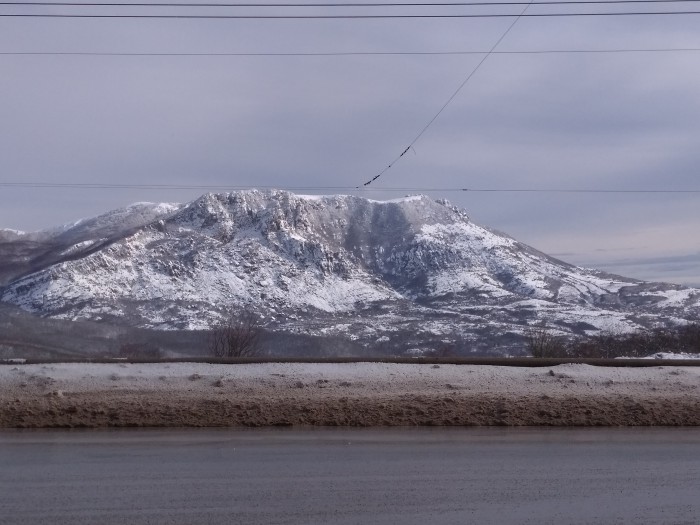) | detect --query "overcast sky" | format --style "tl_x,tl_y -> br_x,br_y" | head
1,3 -> 699,286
